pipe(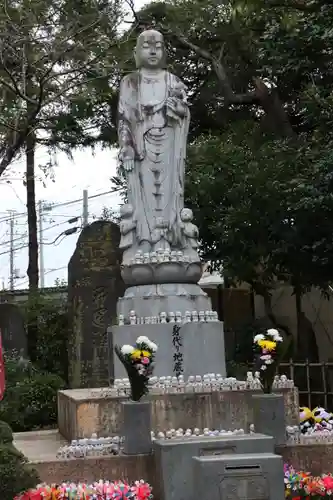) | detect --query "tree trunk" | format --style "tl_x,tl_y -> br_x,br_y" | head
294,285 -> 319,362
26,127 -> 39,362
